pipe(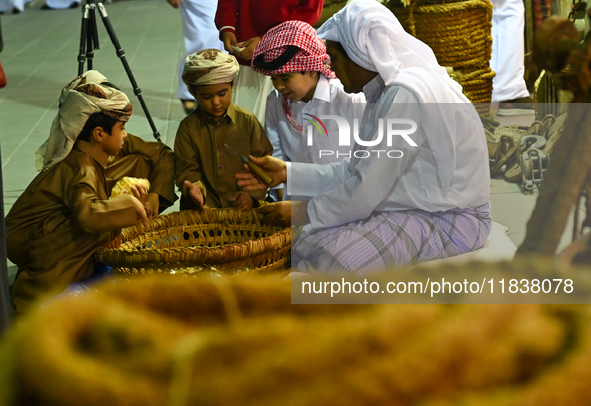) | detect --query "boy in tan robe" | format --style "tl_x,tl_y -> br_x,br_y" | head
55,71 -> 177,214
6,82 -> 150,315
174,49 -> 272,210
